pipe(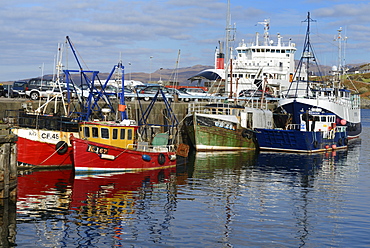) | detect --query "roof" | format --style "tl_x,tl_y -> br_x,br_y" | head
188,69 -> 222,81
